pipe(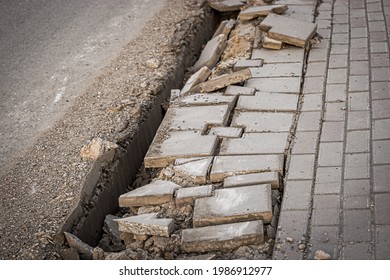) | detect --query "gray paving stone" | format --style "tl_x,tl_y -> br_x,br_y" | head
348,91 -> 370,111
314,182 -> 341,195
371,53 -> 390,67
119,180 -> 181,207
173,93 -> 236,107
306,62 -> 327,77
343,209 -> 371,242
367,2 -> 382,12
342,243 -> 372,260
344,179 -> 371,197
370,31 -> 387,42
350,48 -> 369,60
208,126 -> 243,138
234,59 -> 263,70
310,226 -> 339,244
351,17 -> 367,28
224,85 -> 255,96
308,243 -> 339,260
326,84 -> 347,102
317,19 -> 332,29
259,13 -> 317,47
176,185 -> 213,207
316,166 -> 342,184
193,34 -> 226,72
209,0 -> 245,12
249,62 -> 302,78
297,111 -> 322,131
368,20 -> 386,32
373,165 -> 390,193
193,185 -> 272,227
346,130 -> 370,153
238,4 -> 288,21
371,81 -> 390,100
332,33 -> 349,44
292,131 -> 318,154
219,132 -> 289,155
345,153 -> 370,180
347,111 -> 370,130
350,61 -> 370,75
251,46 -> 305,63
375,193 -> 390,224
262,34 -> 284,50
321,121 -> 345,142
327,68 -> 348,84
224,172 -> 280,189
115,213 -> 175,237
309,48 -> 328,62
370,41 -> 389,53
371,67 -> 390,82
324,102 -> 346,121
351,27 -> 368,38
329,54 -> 348,68
376,225 -> 390,260
236,92 -> 298,112
231,111 -> 294,132
344,196 -> 370,209
282,181 -> 312,210
333,23 -> 349,33
312,208 -> 340,226
245,77 -> 301,93
318,142 -> 343,166
373,140 -> 390,164
276,210 -> 309,241
181,221 -> 264,253
173,157 -> 214,184
351,38 -> 368,49
287,154 -> 315,180
330,44 -> 349,54
301,94 -> 323,111
303,77 -> 325,93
